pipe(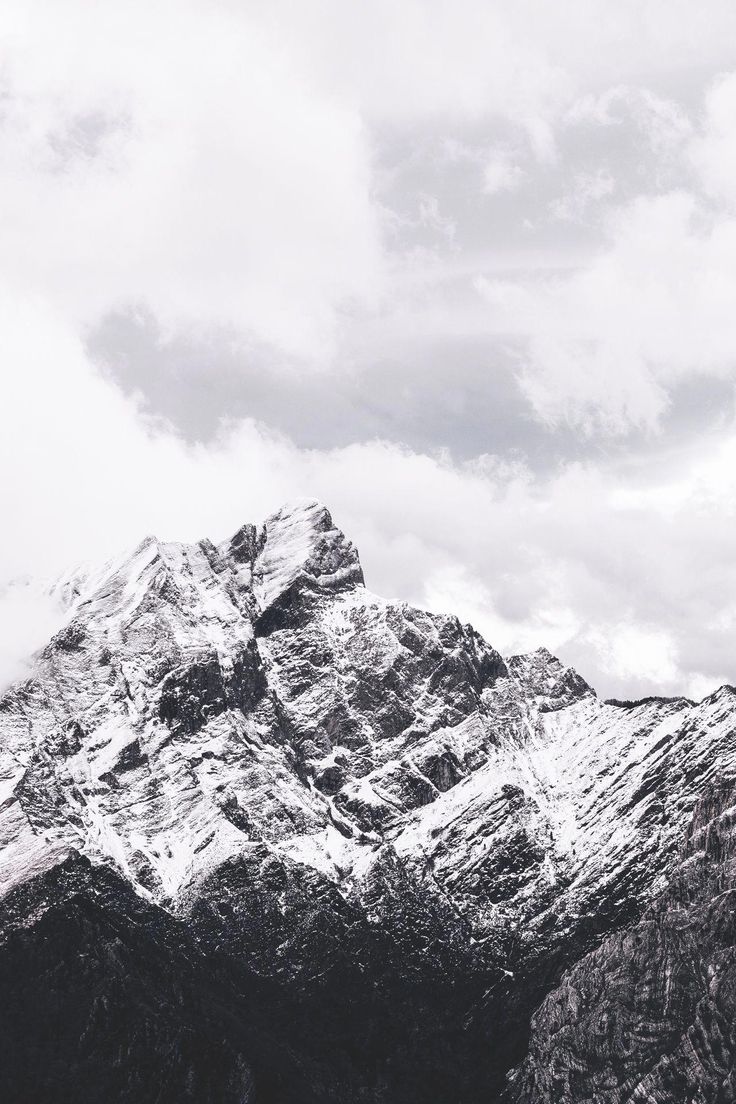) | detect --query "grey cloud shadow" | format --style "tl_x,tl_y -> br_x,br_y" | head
85,308 -> 736,475
85,308 -> 565,464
